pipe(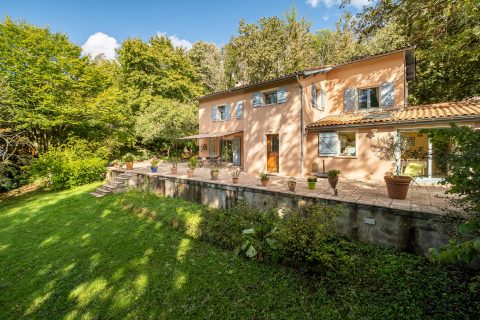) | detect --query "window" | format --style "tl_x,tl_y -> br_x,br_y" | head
338,132 -> 356,156
264,92 -> 277,105
358,87 -> 380,109
218,105 -> 226,120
